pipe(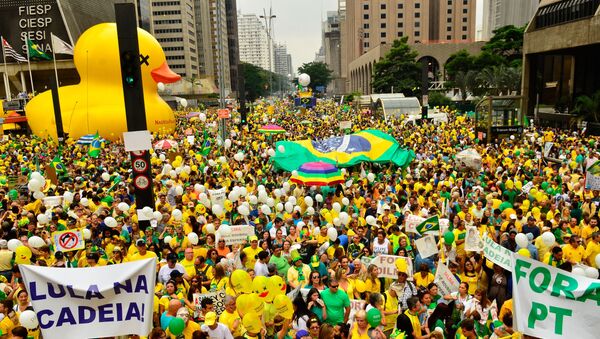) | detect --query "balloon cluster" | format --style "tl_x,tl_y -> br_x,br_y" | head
27,171 -> 46,200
